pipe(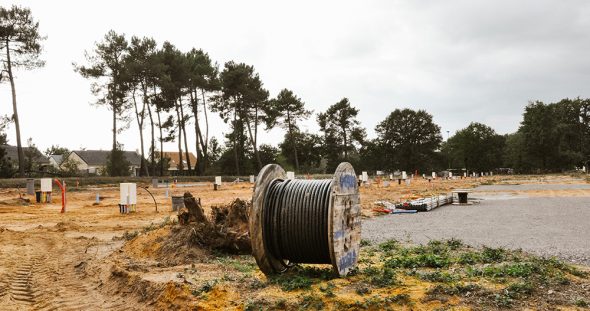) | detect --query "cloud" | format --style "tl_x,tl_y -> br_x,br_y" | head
1,0 -> 589,153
